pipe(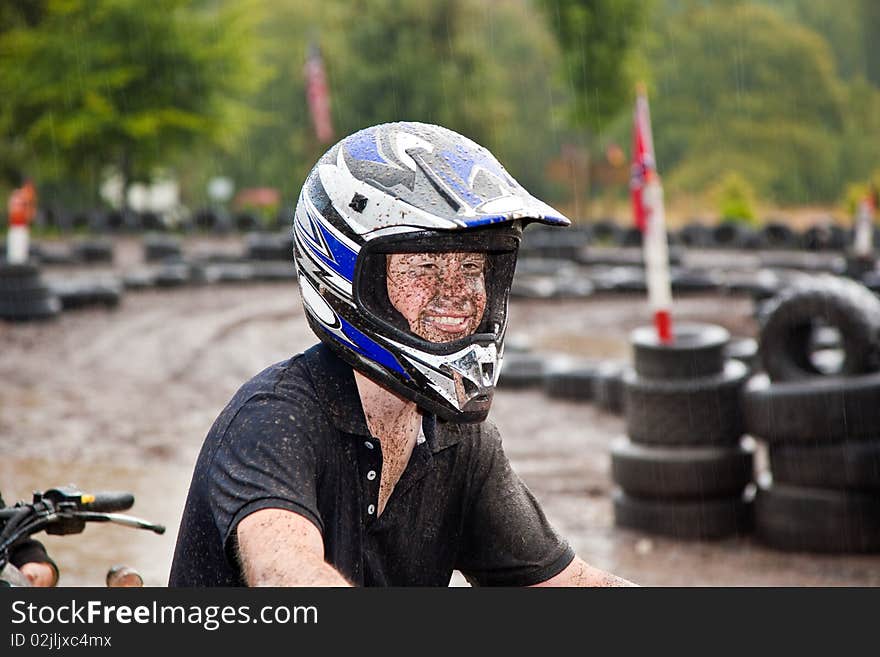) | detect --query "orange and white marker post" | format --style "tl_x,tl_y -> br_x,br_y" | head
630,85 -> 674,343
6,180 -> 37,264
